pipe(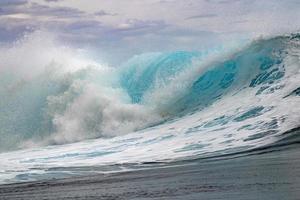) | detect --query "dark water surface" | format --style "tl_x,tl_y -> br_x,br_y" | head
1,129 -> 300,200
